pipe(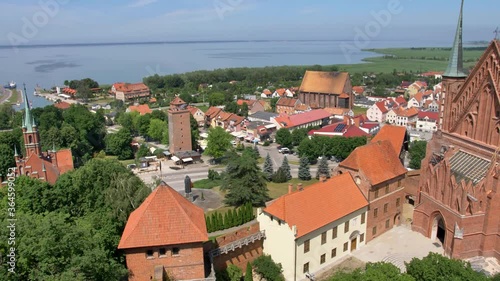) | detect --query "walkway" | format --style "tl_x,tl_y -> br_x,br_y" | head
208,219 -> 257,237
352,226 -> 444,272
